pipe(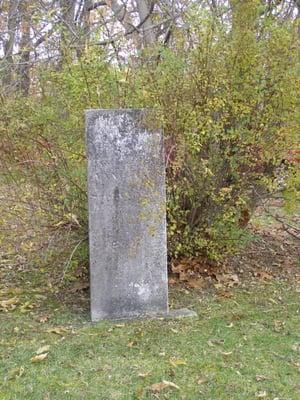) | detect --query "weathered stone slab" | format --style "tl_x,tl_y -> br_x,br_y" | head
107,308 -> 198,324
86,109 -> 168,321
